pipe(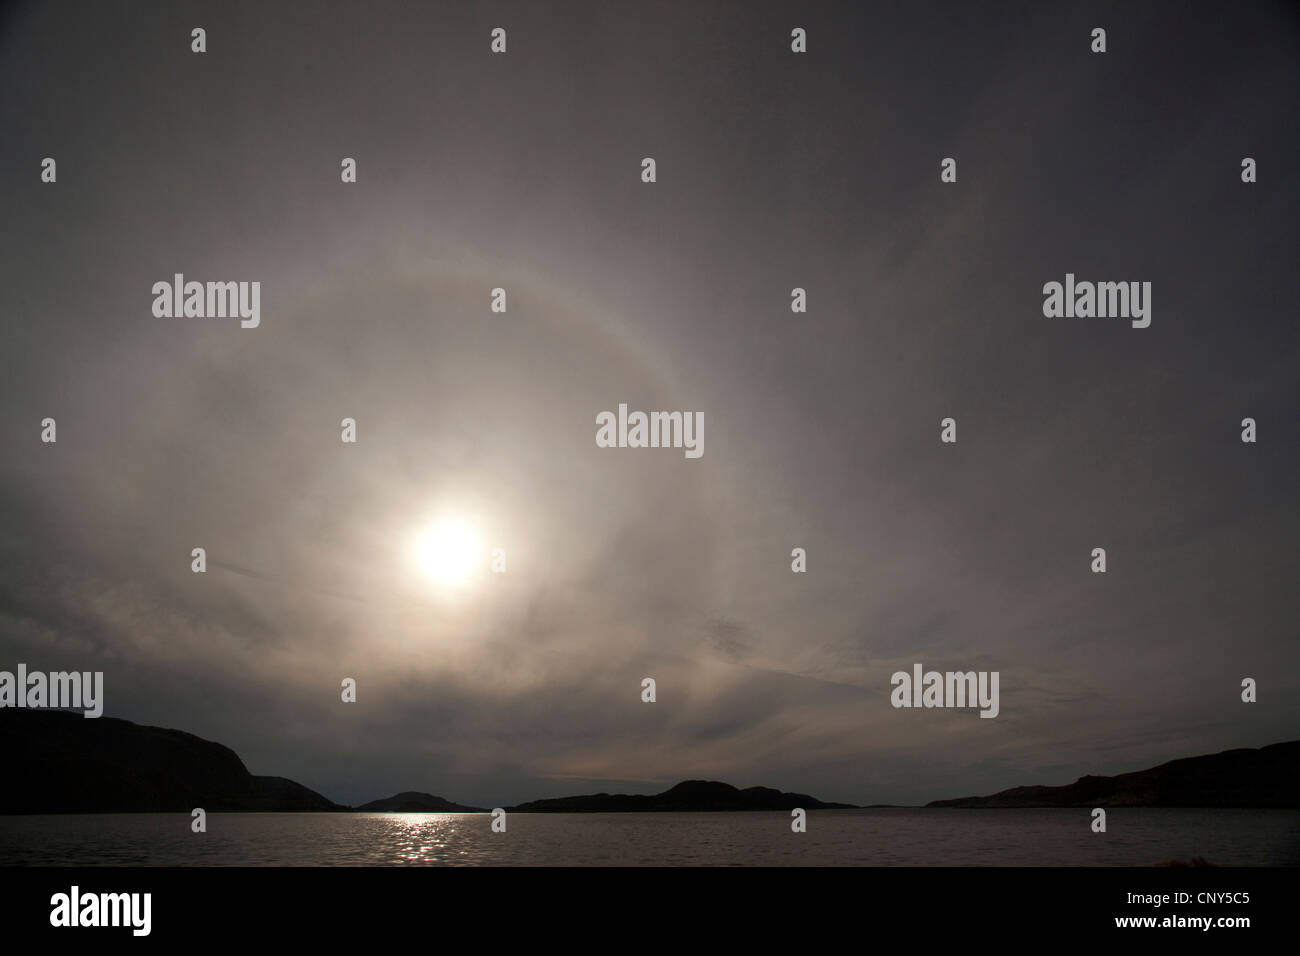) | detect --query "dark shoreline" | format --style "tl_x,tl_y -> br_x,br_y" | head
4,710 -> 1297,814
